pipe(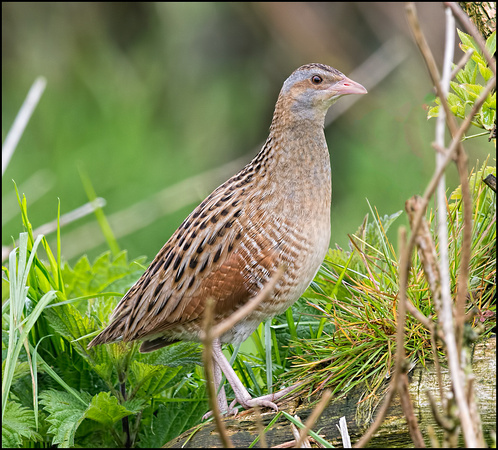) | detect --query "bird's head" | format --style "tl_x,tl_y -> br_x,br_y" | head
276,63 -> 367,123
